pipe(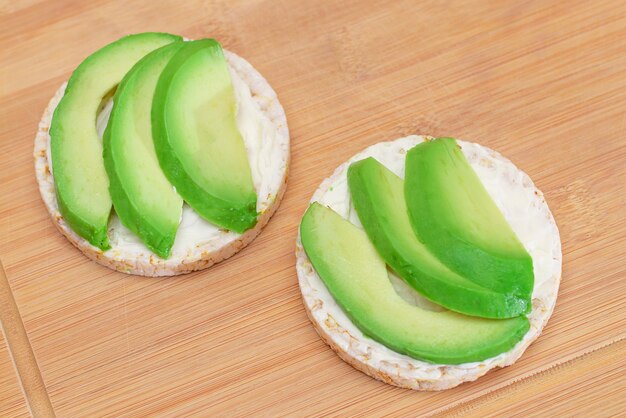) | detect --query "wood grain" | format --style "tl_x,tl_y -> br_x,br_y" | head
0,261 -> 53,416
0,0 -> 625,416
0,326 -> 30,417
438,339 -> 626,417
